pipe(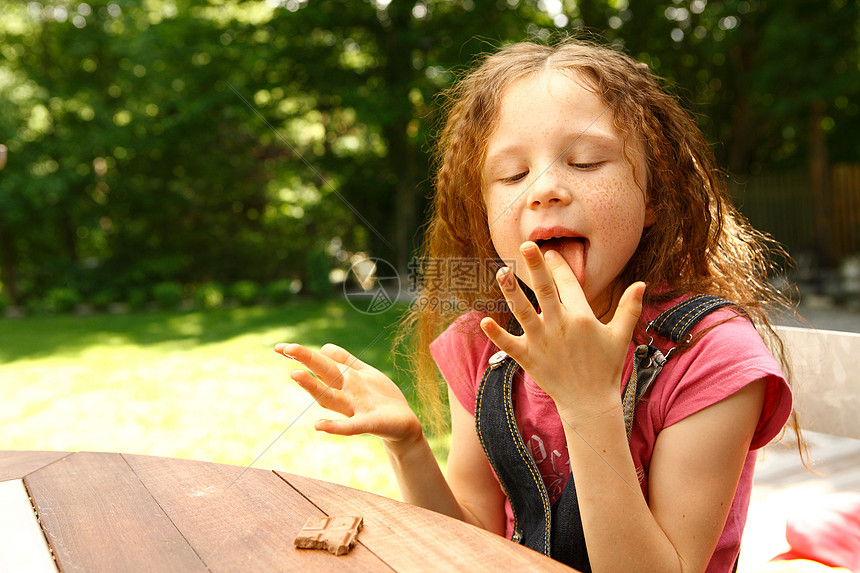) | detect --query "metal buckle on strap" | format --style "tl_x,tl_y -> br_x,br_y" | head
488,350 -> 508,369
644,321 -> 692,361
